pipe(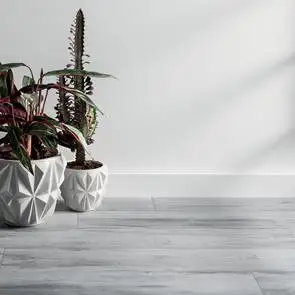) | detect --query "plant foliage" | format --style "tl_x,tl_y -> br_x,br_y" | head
0,63 -> 100,174
55,9 -> 113,166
